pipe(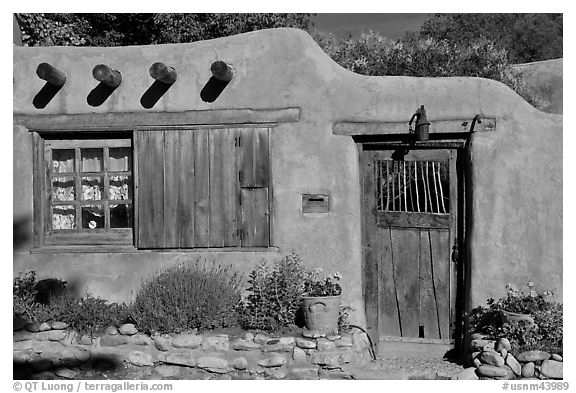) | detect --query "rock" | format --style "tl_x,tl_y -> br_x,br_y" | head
473,358 -> 483,368
13,317 -> 27,331
254,333 -> 270,345
13,350 -> 33,363
500,349 -> 508,359
232,357 -> 248,370
279,337 -> 295,345
292,347 -> 307,363
352,332 -> 369,351
153,335 -> 172,351
263,343 -> 293,352
476,365 -> 508,378
479,351 -> 505,367
30,358 -> 53,372
470,339 -> 492,351
550,354 -> 563,362
317,338 -> 336,351
540,360 -> 563,379
496,337 -> 512,351
202,335 -> 230,352
327,335 -> 341,341
295,338 -> 317,349
289,366 -> 319,380
302,330 -> 325,339
155,365 -> 181,378
47,330 -> 67,341
13,330 -> 35,342
39,322 -> 52,332
75,335 -> 93,345
161,352 -> 196,367
263,367 -> 289,379
128,350 -> 155,367
258,354 -> 287,368
319,369 -> 353,380
25,322 -> 41,332
230,338 -> 261,351
106,326 -> 119,335
73,349 -> 91,363
499,366 -> 516,380
54,367 -> 77,379
311,351 -> 341,369
244,332 -> 254,342
131,334 -> 153,346
506,353 -> 522,376
451,367 -> 480,380
50,321 -> 68,330
172,333 -> 202,349
100,334 -> 130,346
516,350 -> 551,363
335,337 -> 353,347
471,333 -> 488,340
522,362 -> 535,378
197,357 -> 229,373
267,339 -> 280,345
118,323 -> 138,335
